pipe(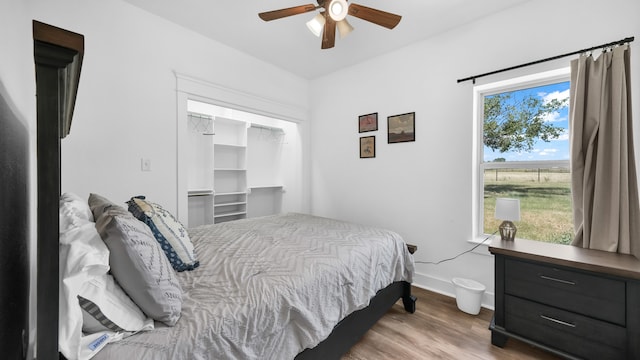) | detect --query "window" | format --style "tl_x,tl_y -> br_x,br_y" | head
473,68 -> 573,244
